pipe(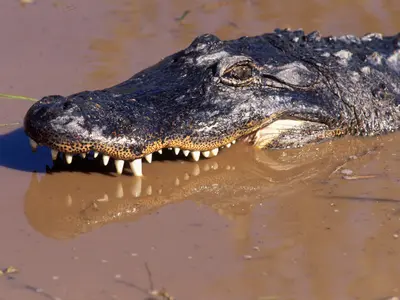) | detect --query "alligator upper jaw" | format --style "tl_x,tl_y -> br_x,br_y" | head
23,94 -> 238,176
26,131 -> 239,176
23,92 -> 336,177
24,85 -> 251,177
25,113 -> 332,177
